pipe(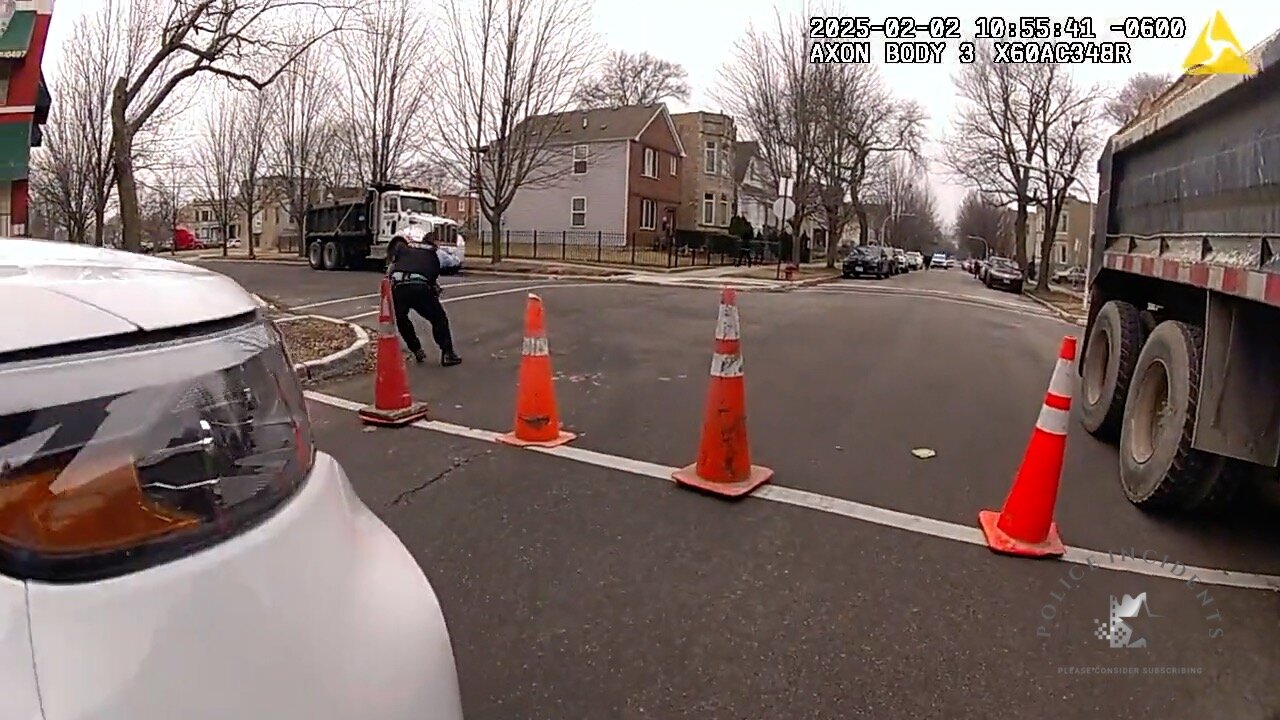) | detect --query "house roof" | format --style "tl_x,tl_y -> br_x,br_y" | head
733,140 -> 759,185
509,104 -> 686,156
